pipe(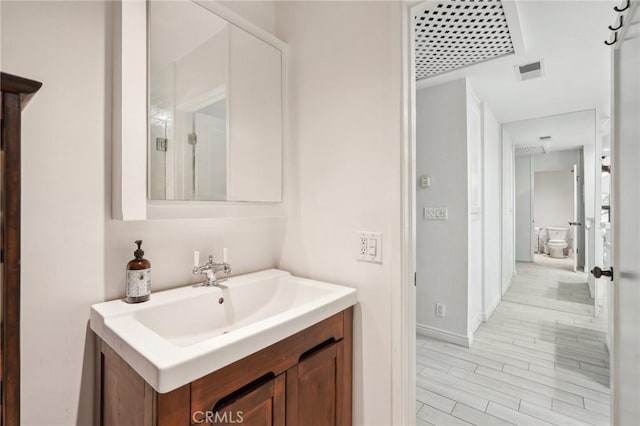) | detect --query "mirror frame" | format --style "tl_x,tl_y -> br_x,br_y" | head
112,0 -> 288,221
